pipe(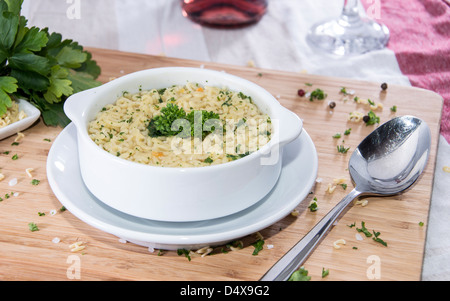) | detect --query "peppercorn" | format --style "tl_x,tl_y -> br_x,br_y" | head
363,115 -> 370,123
381,82 -> 388,90
297,89 -> 305,97
329,101 -> 336,109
